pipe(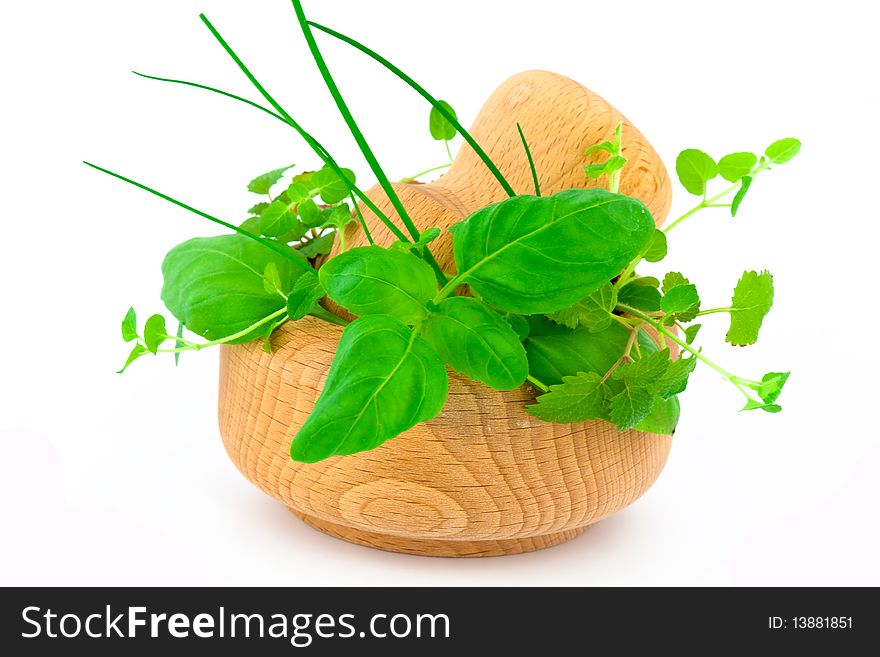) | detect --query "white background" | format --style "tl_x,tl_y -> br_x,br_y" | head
2,0 -> 877,586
